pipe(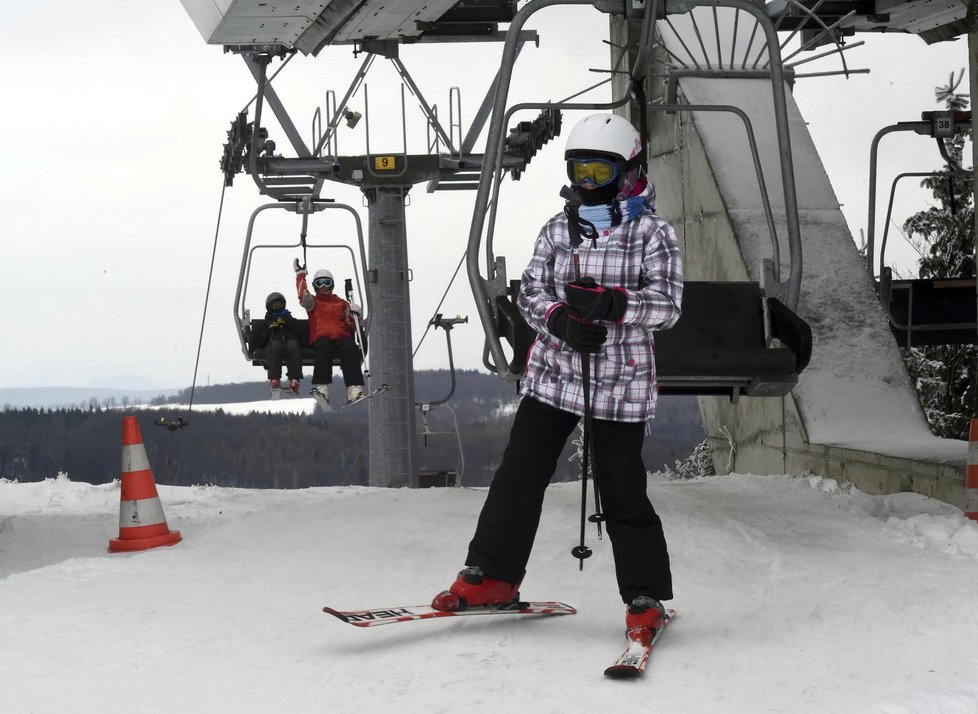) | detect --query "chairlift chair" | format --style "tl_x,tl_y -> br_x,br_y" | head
235,199 -> 371,369
474,0 -> 813,400
866,110 -> 976,347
